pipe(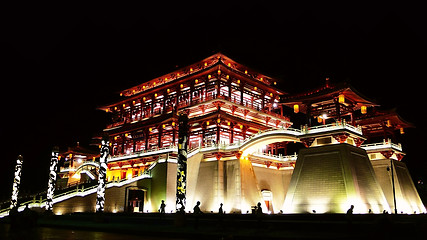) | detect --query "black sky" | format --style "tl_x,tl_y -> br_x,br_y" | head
1,2 -> 426,201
